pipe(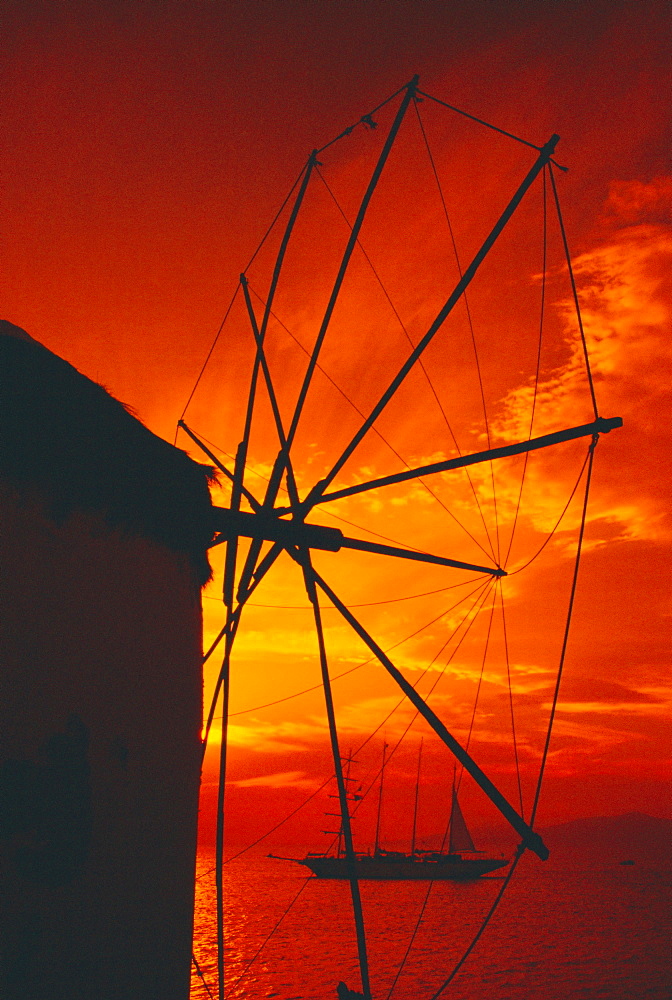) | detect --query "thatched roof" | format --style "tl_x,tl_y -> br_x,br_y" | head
0,322 -> 214,584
